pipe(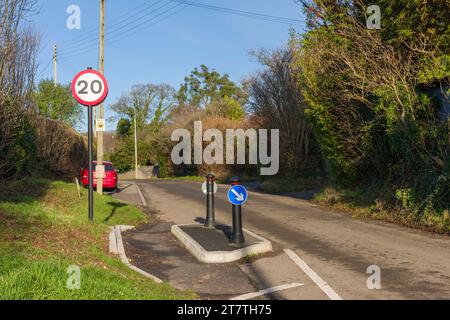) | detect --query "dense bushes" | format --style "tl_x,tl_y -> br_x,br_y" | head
161,113 -> 259,180
294,0 -> 449,218
0,96 -> 36,177
1,1 -> 88,181
34,118 -> 88,179
246,47 -> 322,176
